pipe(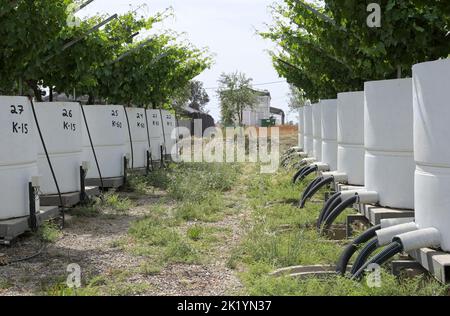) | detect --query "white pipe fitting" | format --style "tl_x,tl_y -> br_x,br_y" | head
376,222 -> 418,246
338,189 -> 378,204
313,162 -> 330,172
322,171 -> 348,183
393,228 -> 441,253
302,157 -> 316,164
340,185 -> 362,191
355,191 -> 379,204
380,217 -> 415,229
339,189 -> 365,200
